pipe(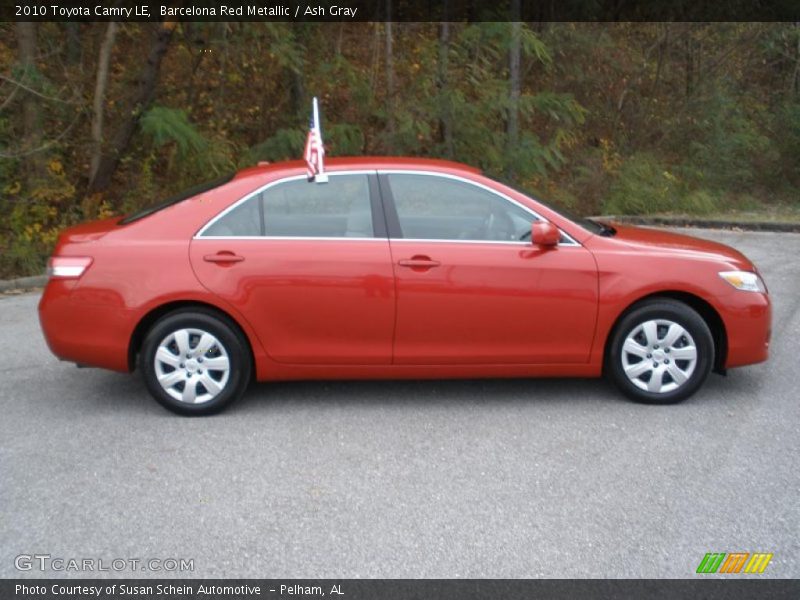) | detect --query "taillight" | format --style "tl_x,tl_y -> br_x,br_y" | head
47,256 -> 93,279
